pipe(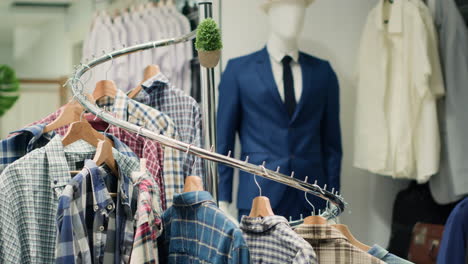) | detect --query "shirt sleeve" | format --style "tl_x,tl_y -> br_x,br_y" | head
419,4 -> 445,97
413,9 -> 439,99
231,245 -> 251,264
